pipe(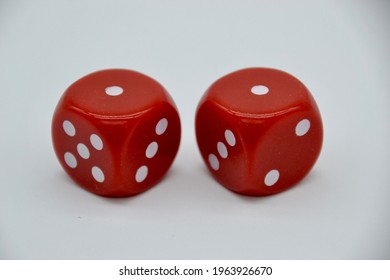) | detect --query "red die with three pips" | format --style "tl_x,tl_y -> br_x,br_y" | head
195,68 -> 323,196
52,69 -> 181,197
